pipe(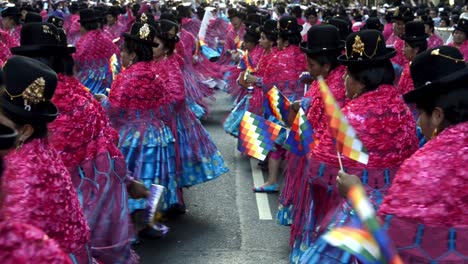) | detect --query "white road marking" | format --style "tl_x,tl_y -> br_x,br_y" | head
249,158 -> 273,220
